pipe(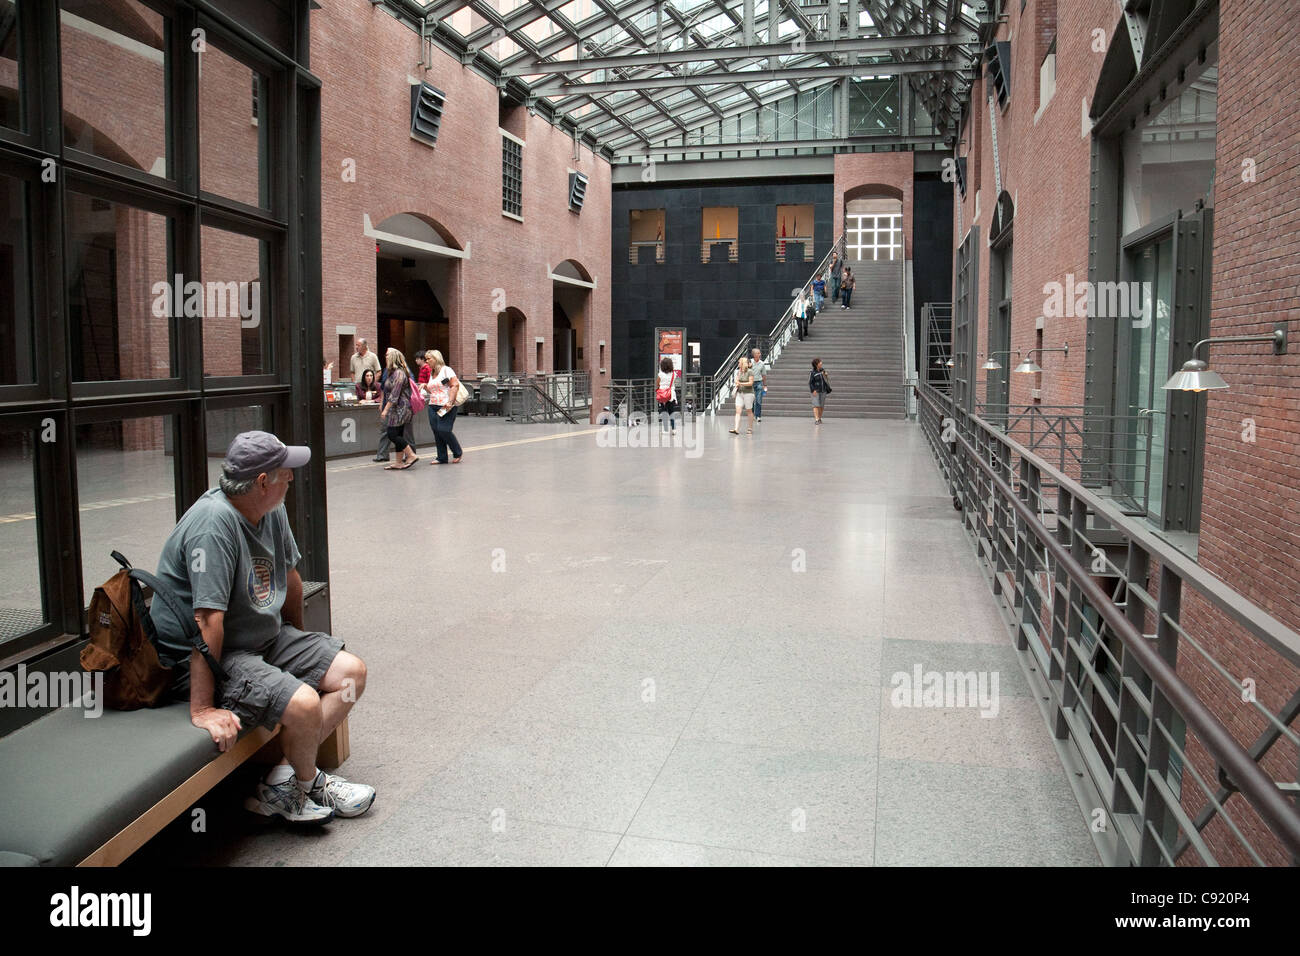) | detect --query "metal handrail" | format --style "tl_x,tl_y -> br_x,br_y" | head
915,381 -> 1300,865
708,234 -> 846,413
